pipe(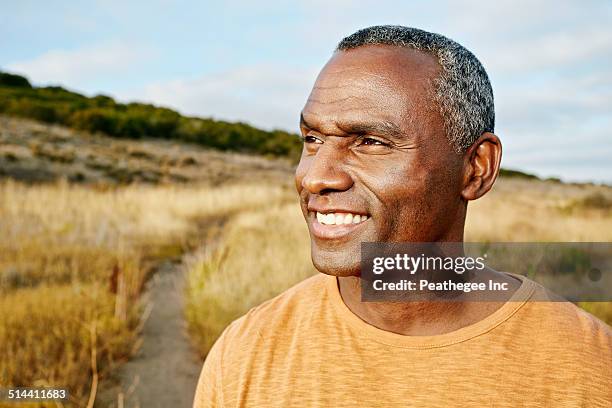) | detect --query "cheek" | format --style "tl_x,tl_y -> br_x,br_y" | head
388,181 -> 432,233
398,165 -> 463,238
375,158 -> 431,204
363,159 -> 445,237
